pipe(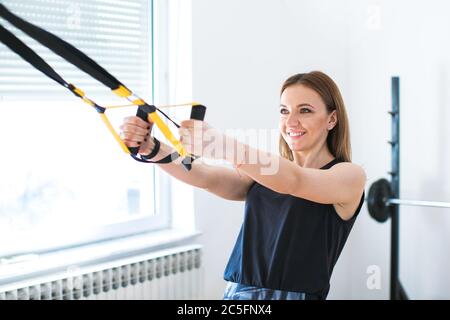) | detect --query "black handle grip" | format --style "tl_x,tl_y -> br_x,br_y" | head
128,104 -> 156,155
190,104 -> 206,121
182,104 -> 207,171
